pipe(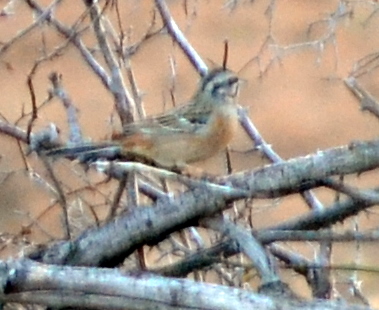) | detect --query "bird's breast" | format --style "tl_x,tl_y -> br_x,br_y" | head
115,104 -> 238,167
